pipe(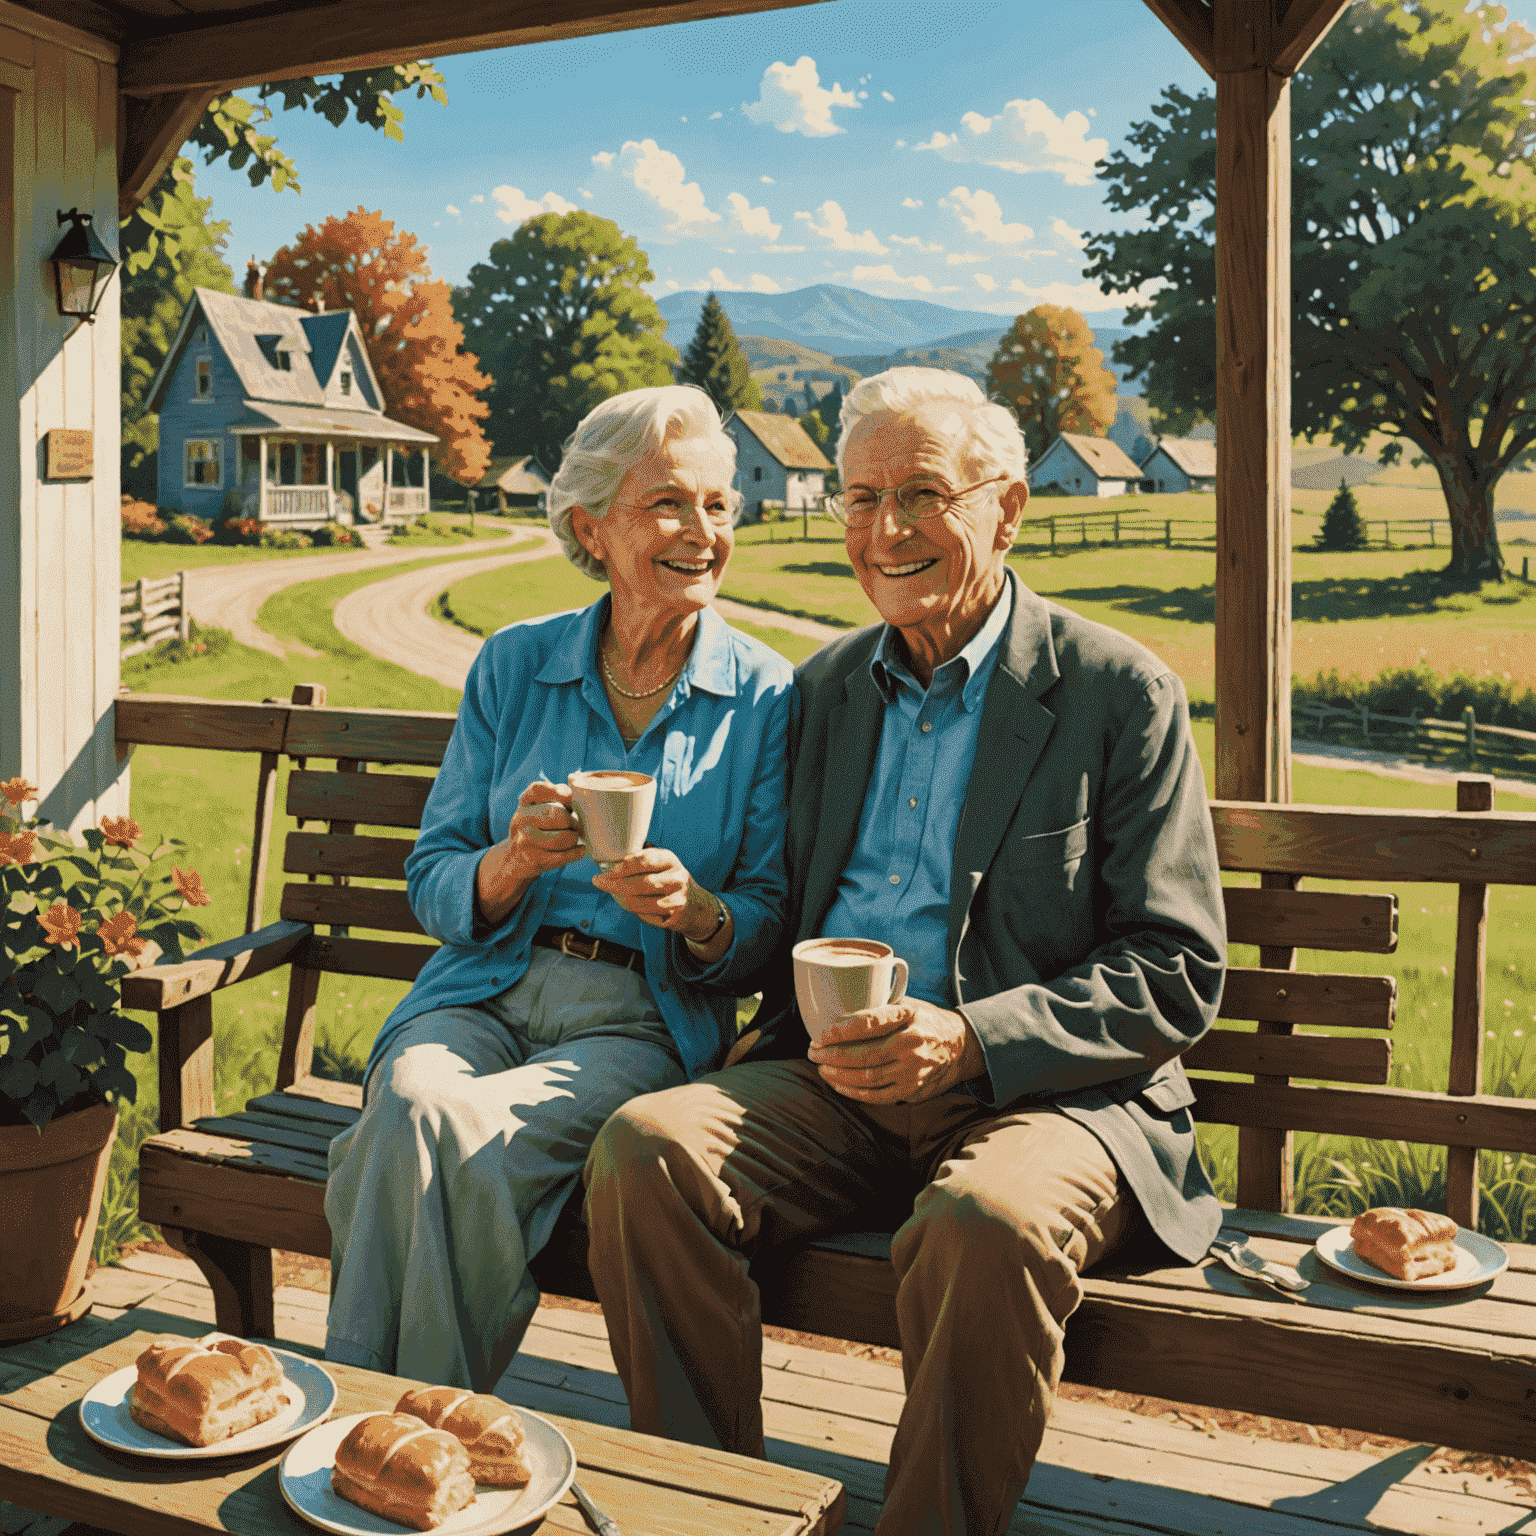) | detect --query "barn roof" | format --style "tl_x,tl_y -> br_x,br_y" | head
1146,436 -> 1218,478
1052,432 -> 1143,481
477,456 -> 550,494
729,411 -> 834,471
